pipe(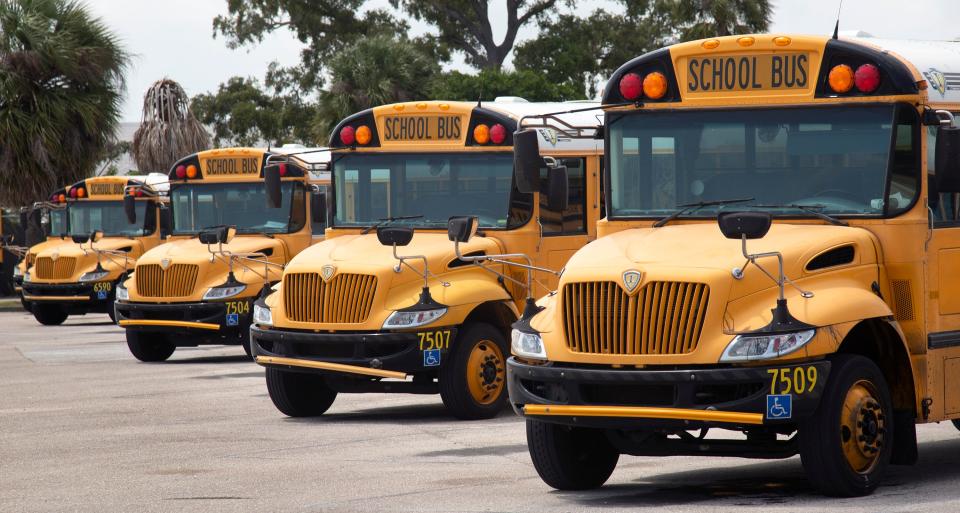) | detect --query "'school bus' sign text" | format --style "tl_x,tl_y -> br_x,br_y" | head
684,53 -> 810,93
